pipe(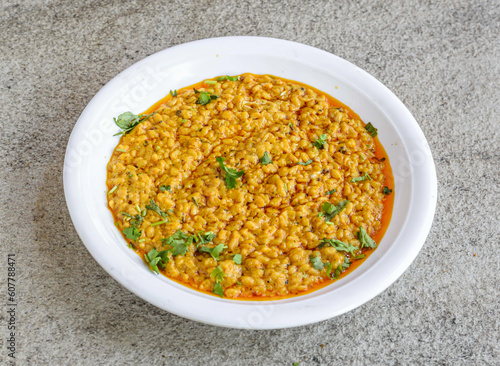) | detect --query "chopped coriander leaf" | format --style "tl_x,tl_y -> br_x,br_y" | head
150,220 -> 167,227
161,230 -> 193,256
318,238 -> 358,255
170,90 -> 177,97
331,257 -> 351,279
326,189 -> 336,195
312,134 -> 328,149
108,185 -> 117,195
128,243 -> 136,249
199,243 -> 227,260
205,80 -> 217,84
383,186 -> 393,195
192,197 -> 199,206
233,254 -> 242,264
365,122 -> 378,137
358,227 -> 378,249
180,119 -> 187,123
123,226 -> 141,241
211,266 -> 225,282
144,247 -> 171,274
293,363 -> 300,366
194,88 -> 219,105
217,75 -> 238,81
216,156 -> 244,189
260,152 -> 272,165
310,254 -> 324,271
297,160 -> 313,166
145,199 -> 168,220
351,172 -> 372,183
193,231 -> 217,247
319,200 -> 349,222
353,254 -> 366,260
113,111 -> 156,136
159,185 -> 171,192
324,262 -> 333,278
213,282 -> 224,298
121,212 -> 143,227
